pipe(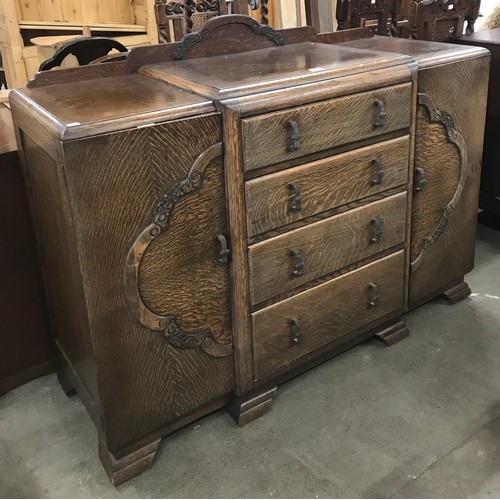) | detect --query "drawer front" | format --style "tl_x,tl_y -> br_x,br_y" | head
245,135 -> 409,237
252,250 -> 405,380
249,191 -> 407,305
242,83 -> 412,171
